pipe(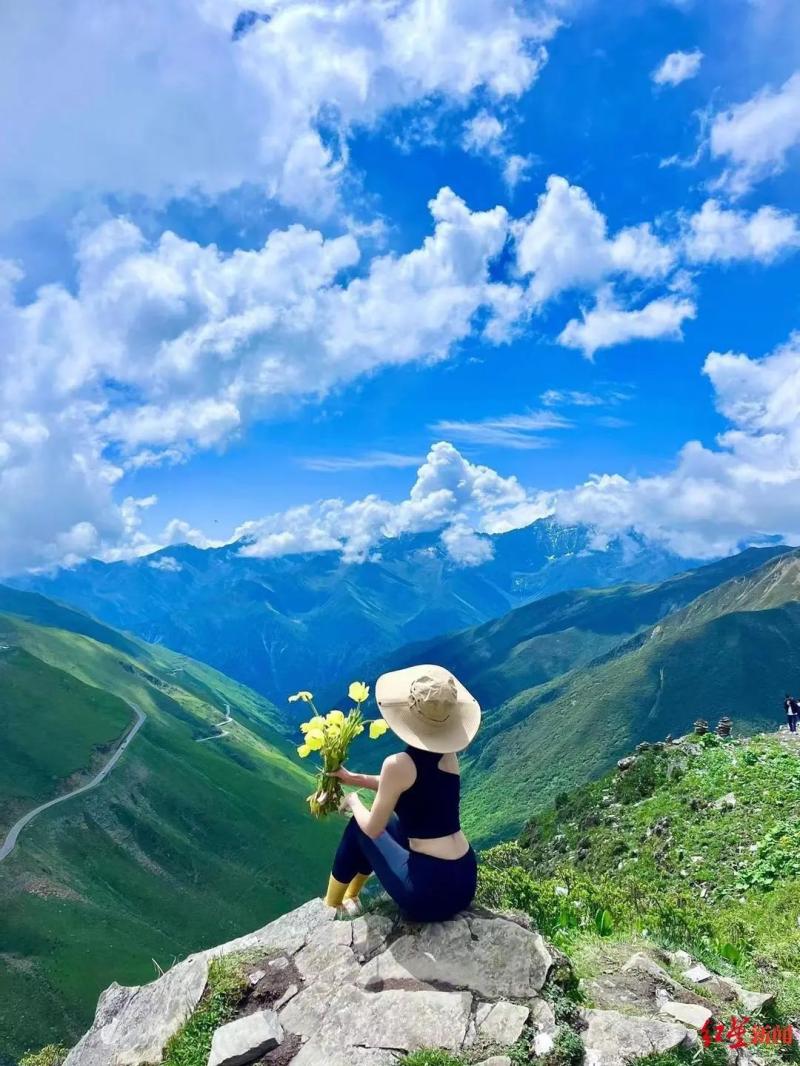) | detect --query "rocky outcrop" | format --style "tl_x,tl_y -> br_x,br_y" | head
63,900 -> 558,1066
63,899 -> 778,1066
